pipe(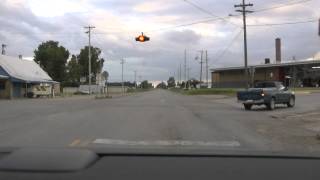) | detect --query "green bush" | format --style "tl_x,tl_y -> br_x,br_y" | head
171,88 -> 239,96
